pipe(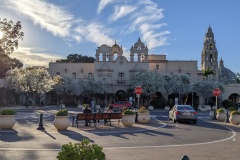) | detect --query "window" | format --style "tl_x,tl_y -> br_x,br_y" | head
56,72 -> 60,75
156,65 -> 159,70
118,73 -> 125,84
72,72 -> 76,79
88,73 -> 93,79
